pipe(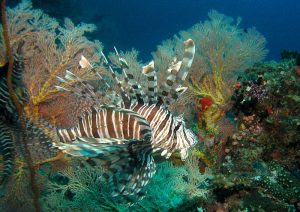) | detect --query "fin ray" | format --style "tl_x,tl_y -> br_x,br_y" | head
159,39 -> 195,106
56,138 -> 156,197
